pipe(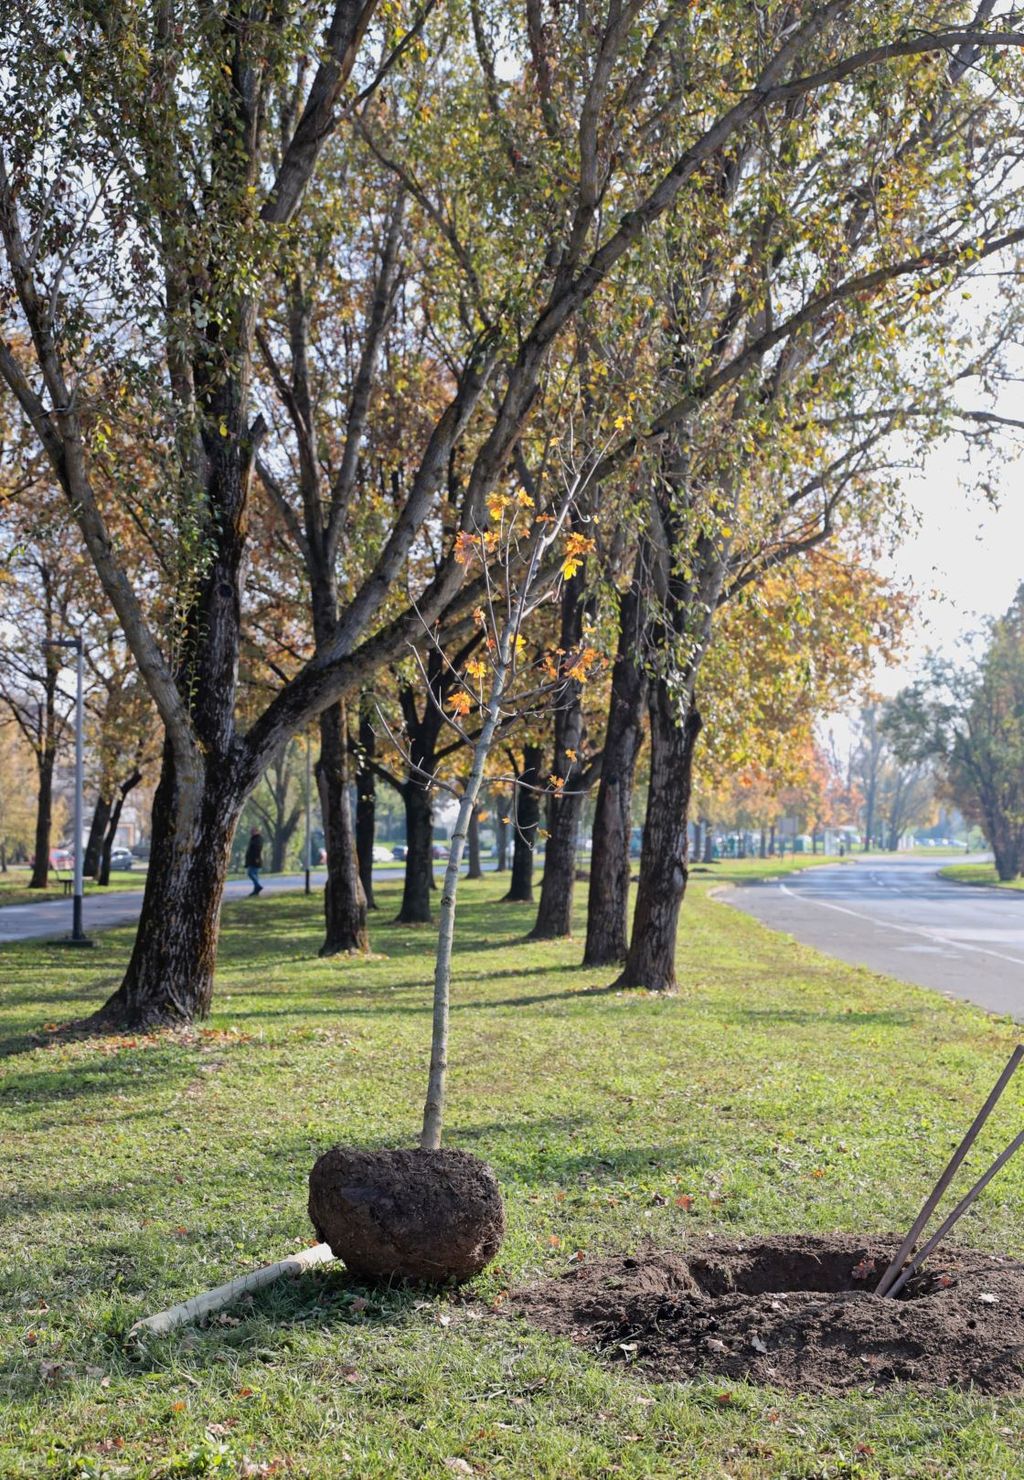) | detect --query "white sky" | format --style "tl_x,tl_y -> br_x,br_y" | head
874,439 -> 1023,693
